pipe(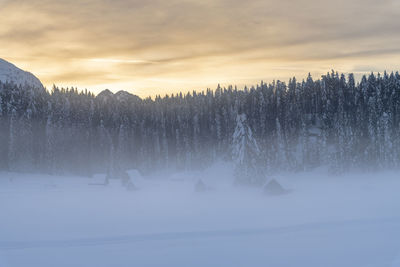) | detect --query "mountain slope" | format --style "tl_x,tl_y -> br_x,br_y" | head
0,58 -> 43,89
